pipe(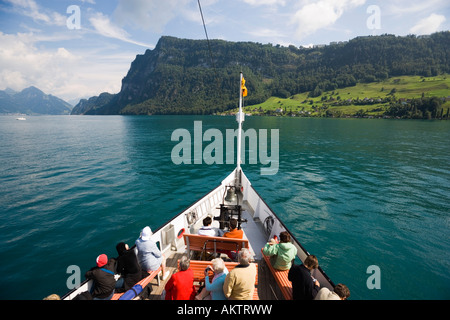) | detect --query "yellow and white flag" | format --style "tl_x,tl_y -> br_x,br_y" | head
241,77 -> 248,97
